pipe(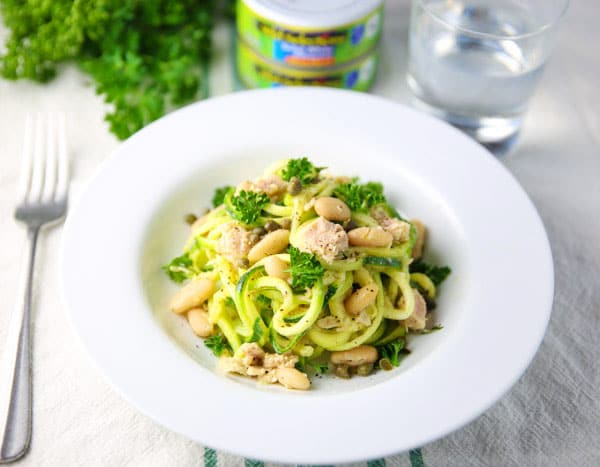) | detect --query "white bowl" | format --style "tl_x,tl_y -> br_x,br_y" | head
62,88 -> 553,464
